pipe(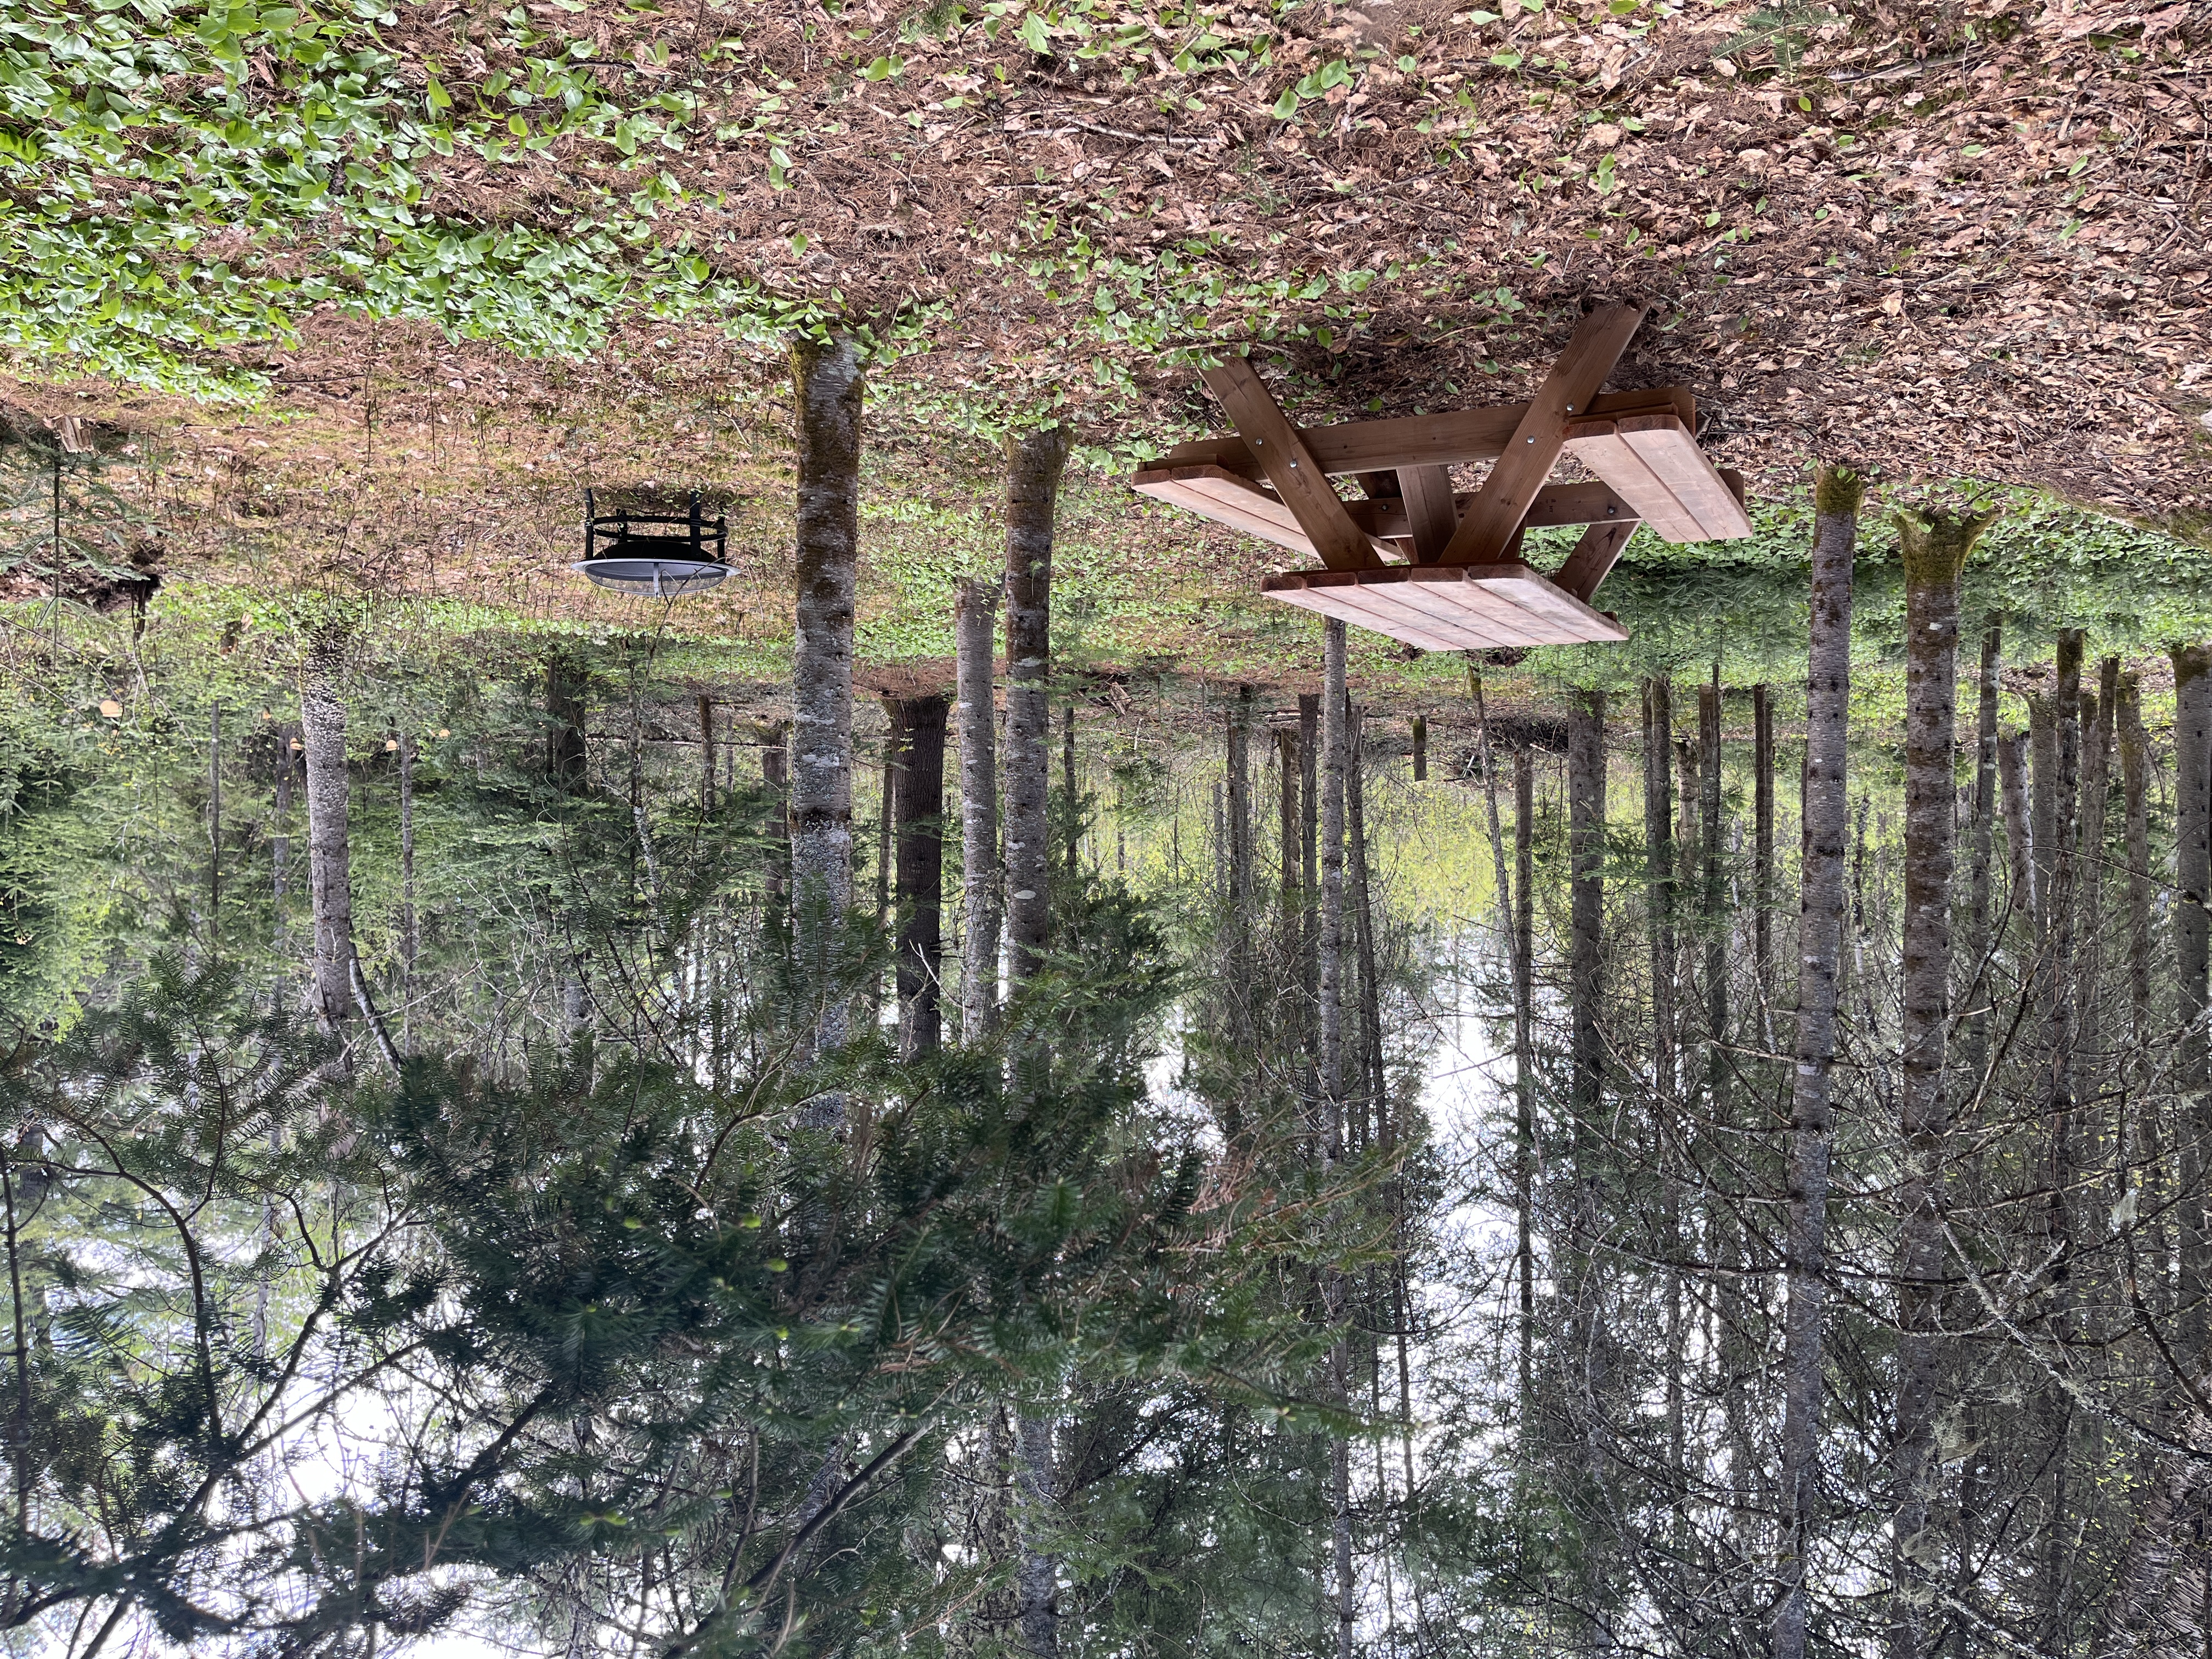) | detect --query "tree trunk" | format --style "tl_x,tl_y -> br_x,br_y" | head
1278,727 -> 1301,919
698,693 -> 716,815
1641,678 -> 1684,1490
1699,678 -> 1728,1120
1316,619 -> 1354,1659
1317,620 -> 1349,1128
1754,682 -> 1775,1019
1013,1412 -> 1059,1659
1962,620 -> 2001,1084
207,704 -> 222,947
2120,672 -> 2154,1125
2030,692 -> 2058,959
2172,641 -> 2212,1363
398,731 -> 416,1054
1774,465 -> 1861,1659
1514,744 -> 1536,1418
789,335 -> 864,1115
762,725 -> 791,915
2078,659 -> 2116,1172
273,727 -> 296,977
1570,691 -> 1607,1121
956,578 -> 1001,1041
1003,428 -> 1070,991
1412,713 -> 1427,782
2119,663 -> 2173,1329
1002,424 -> 1071,1659
1566,685 -> 1609,1634
1062,701 -> 1079,875
891,693 -> 949,1059
1348,712 -> 1385,1151
300,630 -> 354,1034
1999,727 -> 2034,939
1644,679 -> 1677,1107
1887,503 -> 1993,1659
